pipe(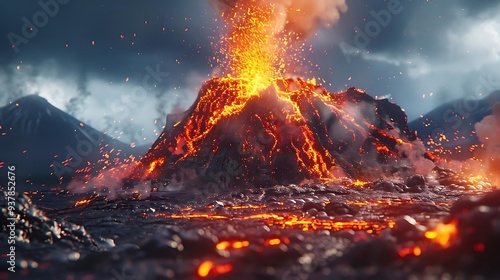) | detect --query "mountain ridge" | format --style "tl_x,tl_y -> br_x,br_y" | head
0,95 -> 146,188
409,91 -> 500,160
